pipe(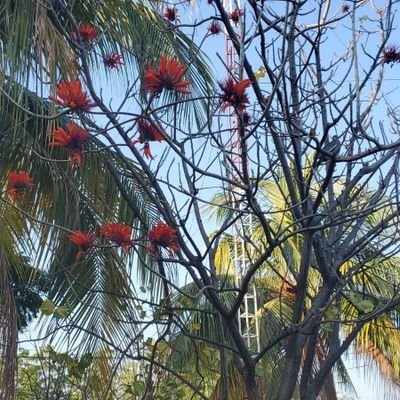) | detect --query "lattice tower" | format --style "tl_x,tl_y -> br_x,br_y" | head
222,0 -> 260,352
